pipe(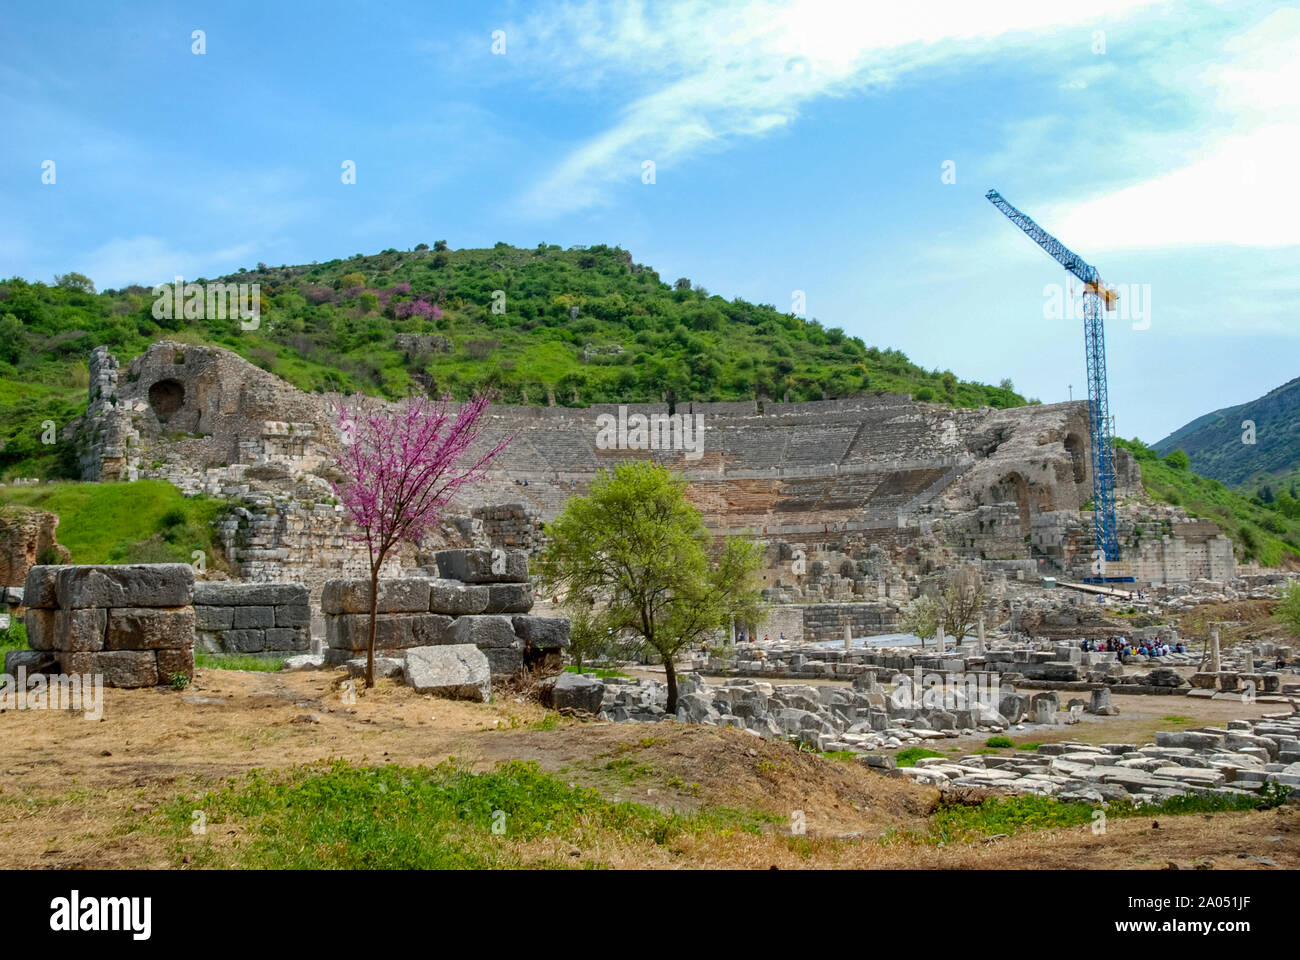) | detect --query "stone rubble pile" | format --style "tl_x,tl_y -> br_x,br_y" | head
14,564 -> 196,687
894,714 -> 1300,802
